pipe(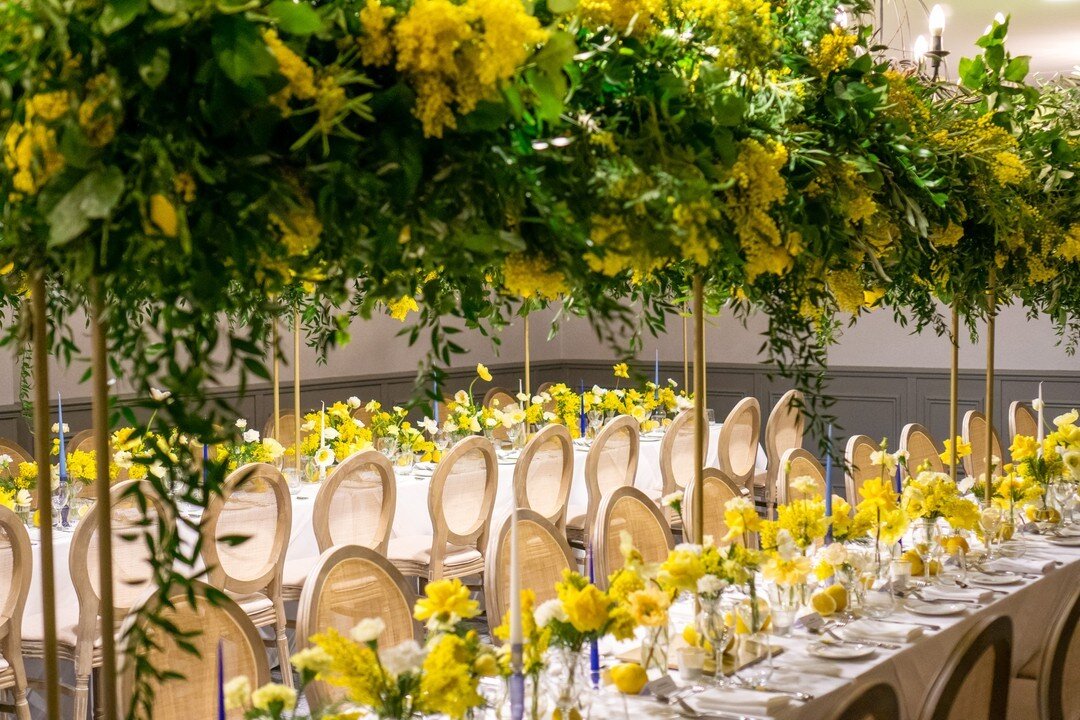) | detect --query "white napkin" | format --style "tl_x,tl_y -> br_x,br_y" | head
690,688 -> 791,715
985,557 -> 1057,574
921,585 -> 994,603
839,619 -> 924,643
777,657 -> 843,677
